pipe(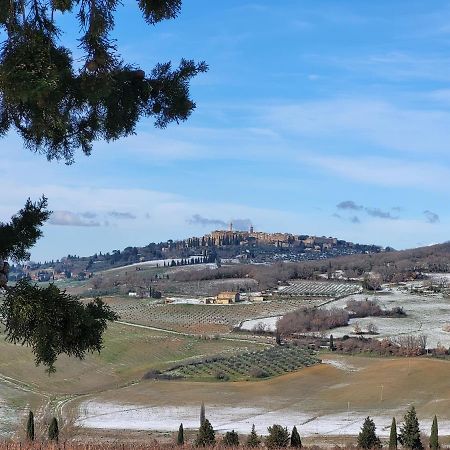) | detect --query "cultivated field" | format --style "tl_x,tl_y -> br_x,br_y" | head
162,344 -> 319,381
279,281 -> 362,297
73,355 -> 450,441
105,297 -> 323,333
